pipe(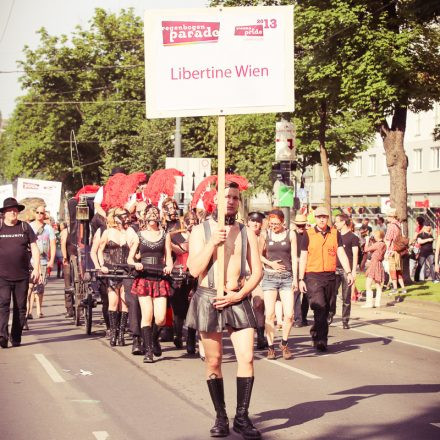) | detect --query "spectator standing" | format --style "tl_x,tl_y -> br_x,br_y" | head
28,205 -> 56,318
0,198 -> 40,348
331,214 -> 359,329
298,207 -> 353,352
415,224 -> 437,282
384,208 -> 407,301
363,230 -> 387,307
